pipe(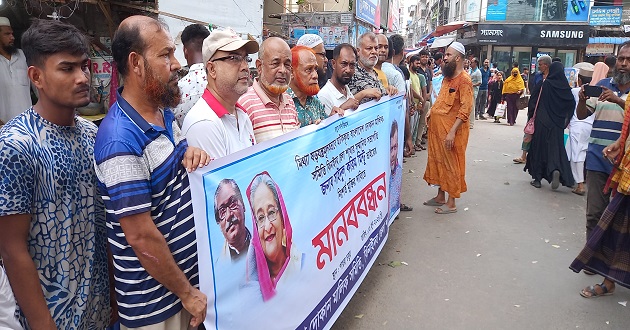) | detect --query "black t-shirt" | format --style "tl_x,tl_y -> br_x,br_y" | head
416,66 -> 432,85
